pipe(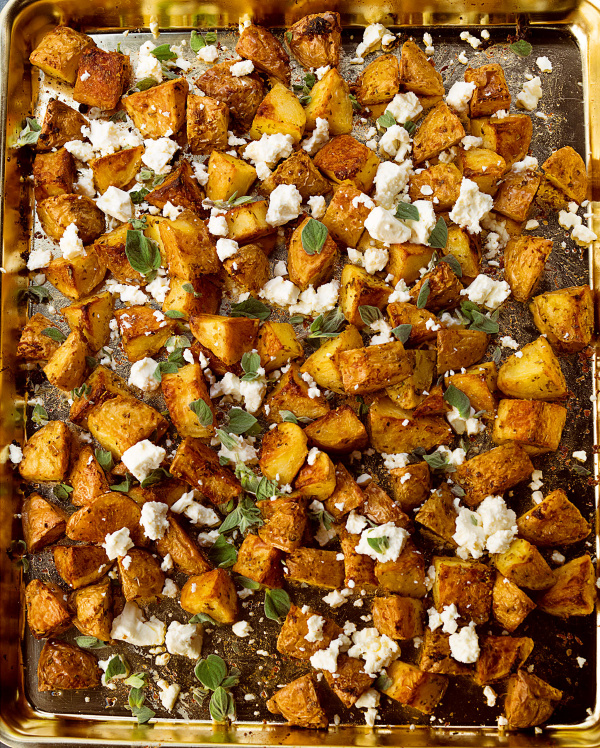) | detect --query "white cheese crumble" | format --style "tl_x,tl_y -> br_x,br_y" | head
243,133 -> 294,171
449,178 -> 494,234
111,601 -> 166,646
121,439 -> 166,482
171,491 -> 221,525
446,81 -> 476,113
484,686 -> 497,706
305,614 -> 326,642
500,336 -> 519,350
573,450 -> 587,462
141,137 -> 180,175
162,579 -> 178,598
428,603 -> 460,634
536,56 -> 553,73
106,280 -> 149,305
102,527 -> 134,560
461,273 -> 511,310
323,589 -> 351,608
232,620 -> 254,637
447,406 -> 486,437
373,160 -> 413,209
449,622 -> 480,663
128,357 -> 160,391
346,510 -> 369,535
230,59 -> 254,76
197,45 -> 219,63
355,23 -> 387,60
364,206 -> 411,244
302,117 -> 329,155
216,238 -> 239,261
8,444 -> 23,464
460,30 -> 482,48
307,195 -> 327,219
157,679 -> 180,711
385,92 -> 423,123
266,184 -> 302,226
140,501 -> 169,541
309,633 -> 351,672
210,370 -> 266,414
347,627 -> 400,677
516,76 -> 543,111
59,223 -> 87,260
551,551 -> 565,565
453,495 -> 517,559
355,522 -> 410,563
382,452 -> 410,470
